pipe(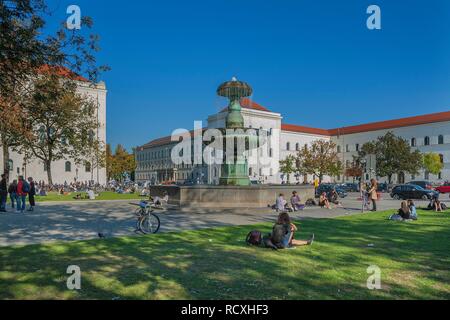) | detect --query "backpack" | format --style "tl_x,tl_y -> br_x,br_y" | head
22,181 -> 30,193
305,199 -> 316,206
442,203 -> 448,211
246,230 -> 262,246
